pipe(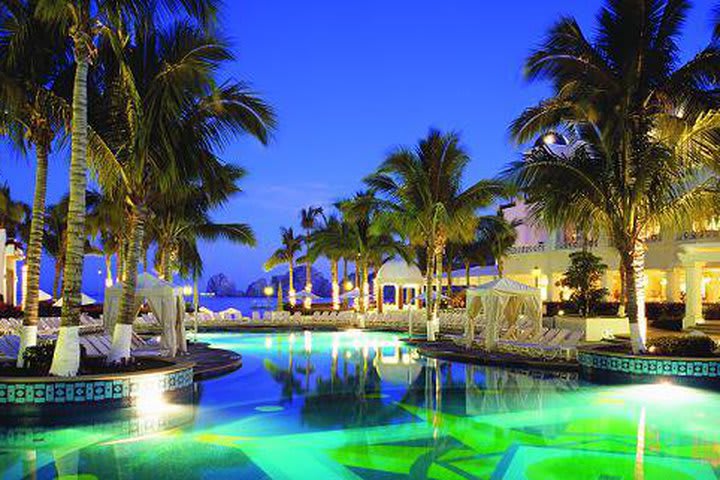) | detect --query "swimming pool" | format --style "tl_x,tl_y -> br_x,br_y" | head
1,330 -> 719,479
